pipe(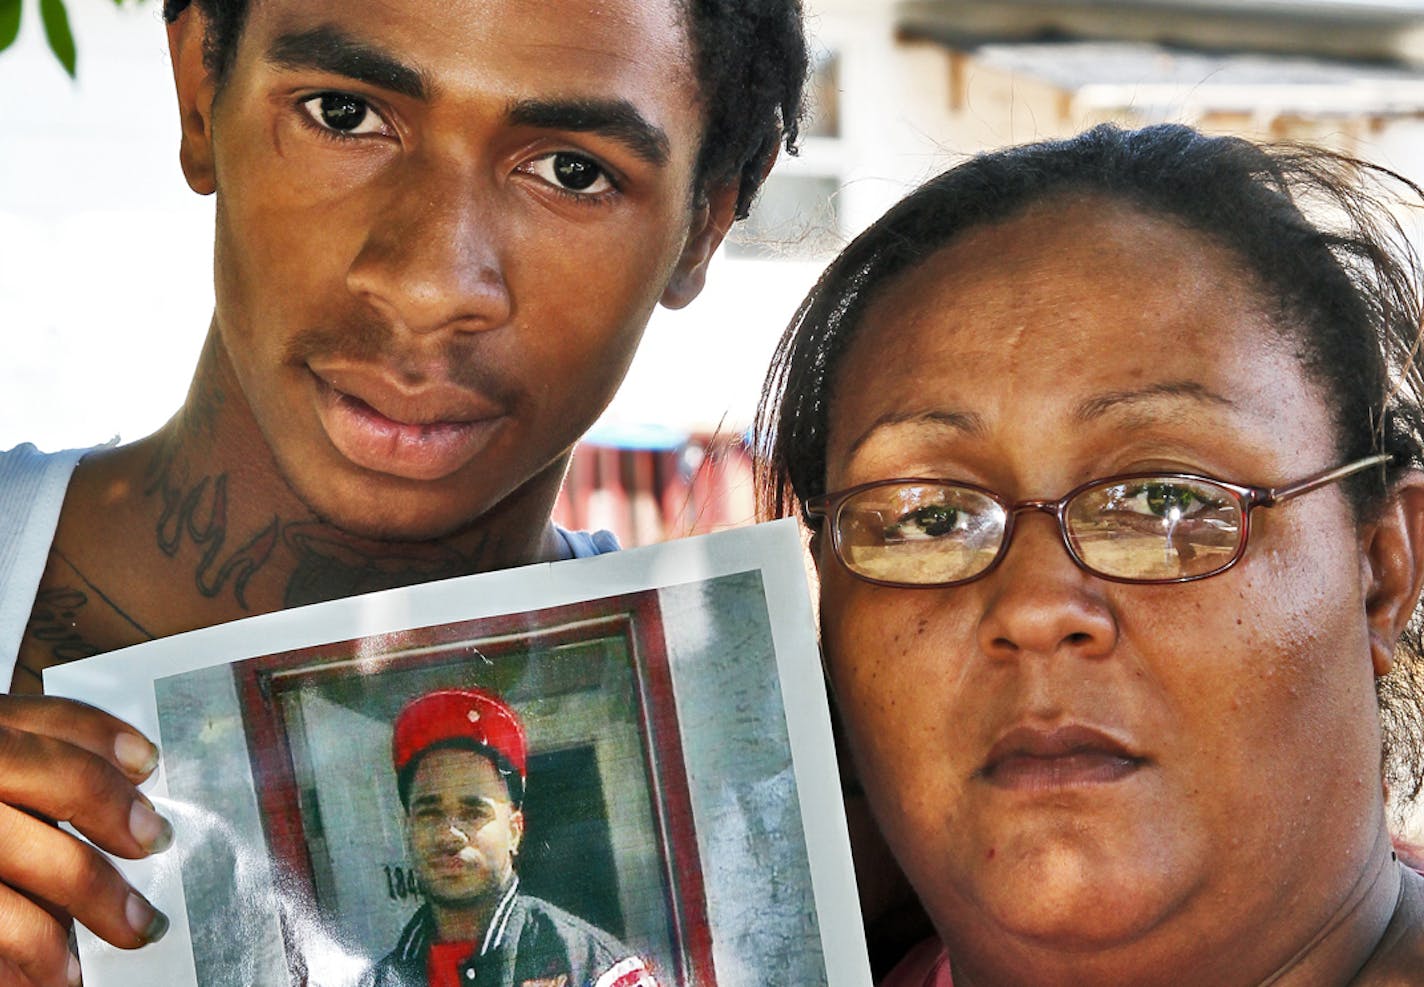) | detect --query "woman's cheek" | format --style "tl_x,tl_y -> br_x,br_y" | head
825,582 -> 979,788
